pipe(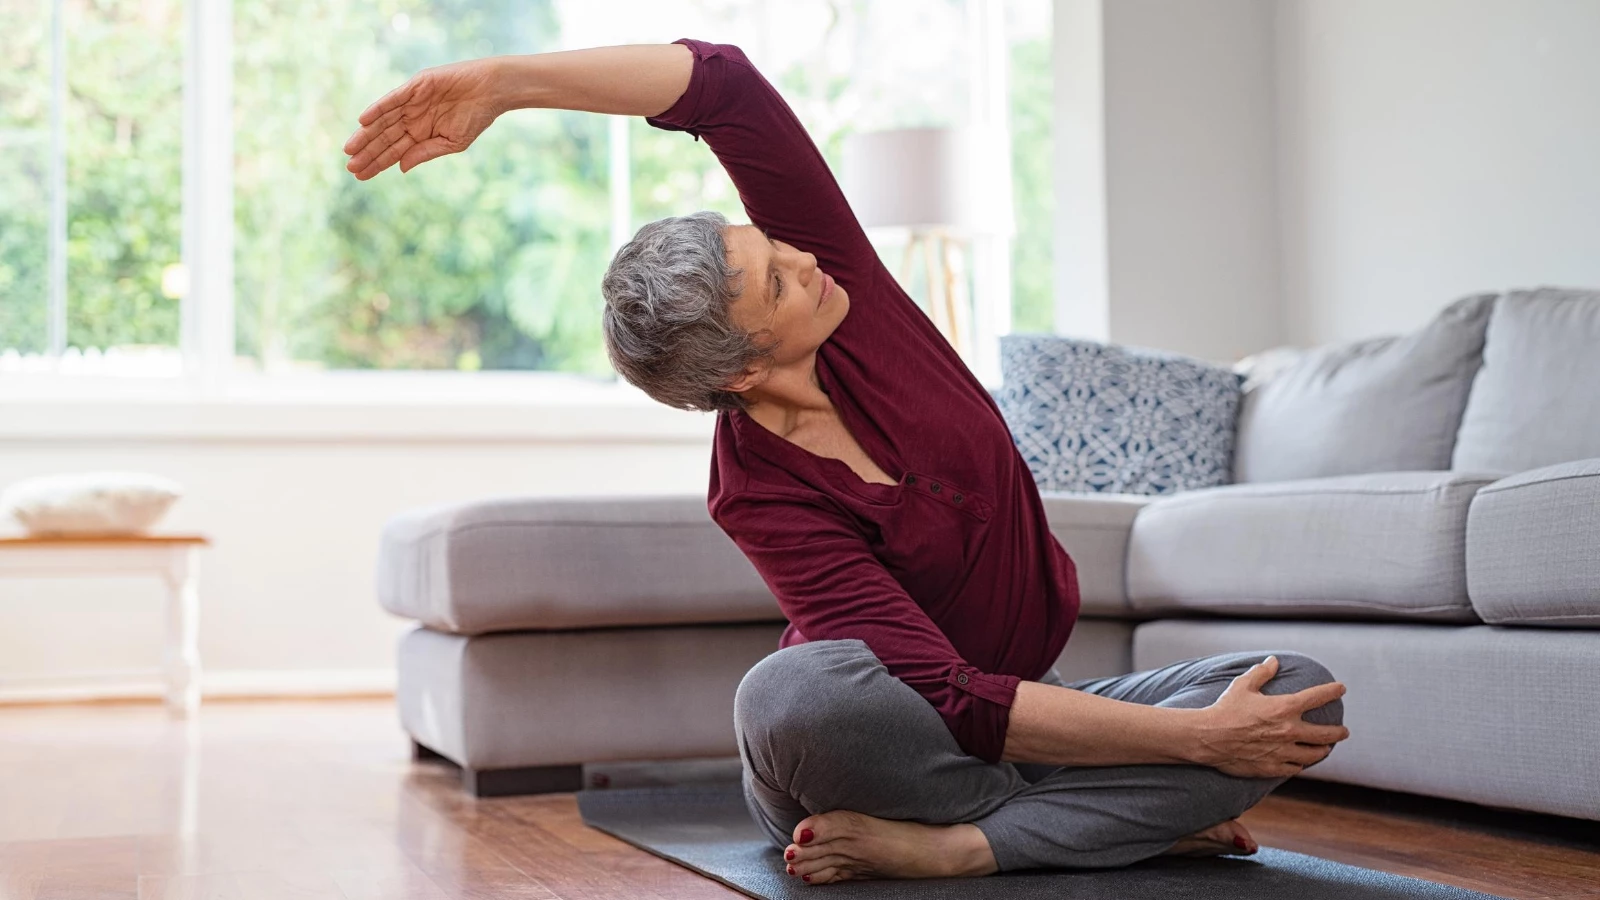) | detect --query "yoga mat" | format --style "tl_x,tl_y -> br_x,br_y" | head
578,780 -> 1512,900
